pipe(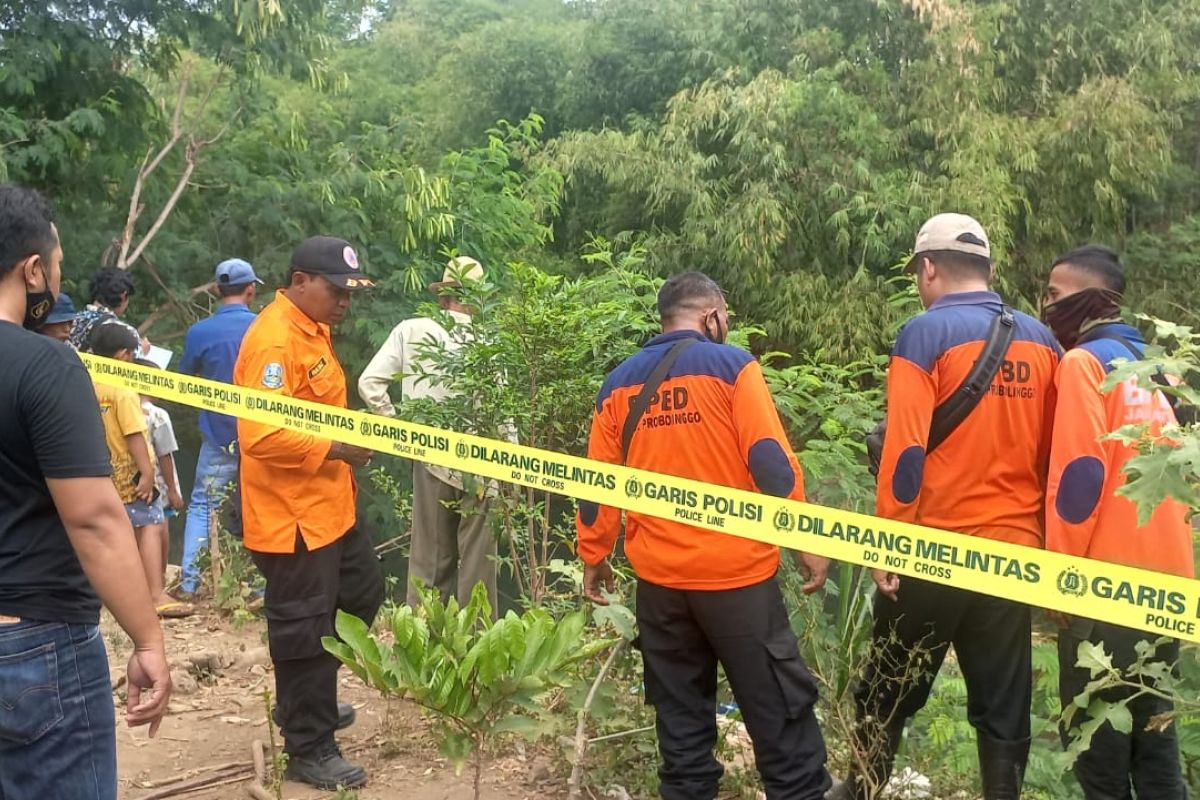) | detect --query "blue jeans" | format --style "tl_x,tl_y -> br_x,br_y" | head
181,439 -> 240,593
0,620 -> 116,799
